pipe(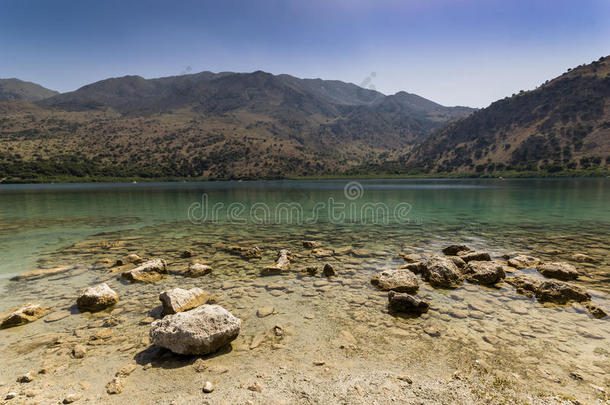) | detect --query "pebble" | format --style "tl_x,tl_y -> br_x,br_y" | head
72,345 -> 87,359
397,375 -> 413,384
247,381 -> 263,392
106,376 -> 125,394
5,392 -> 17,400
313,361 -> 326,366
256,306 -> 274,318
17,372 -> 33,383
202,381 -> 214,393
63,393 -> 82,403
